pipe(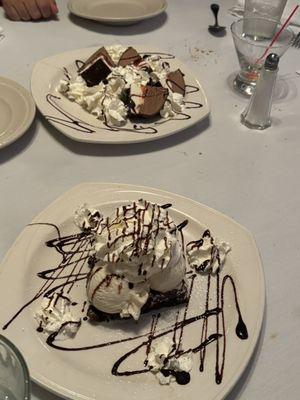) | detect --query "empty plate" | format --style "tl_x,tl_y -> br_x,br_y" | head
67,0 -> 167,25
0,77 -> 35,149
